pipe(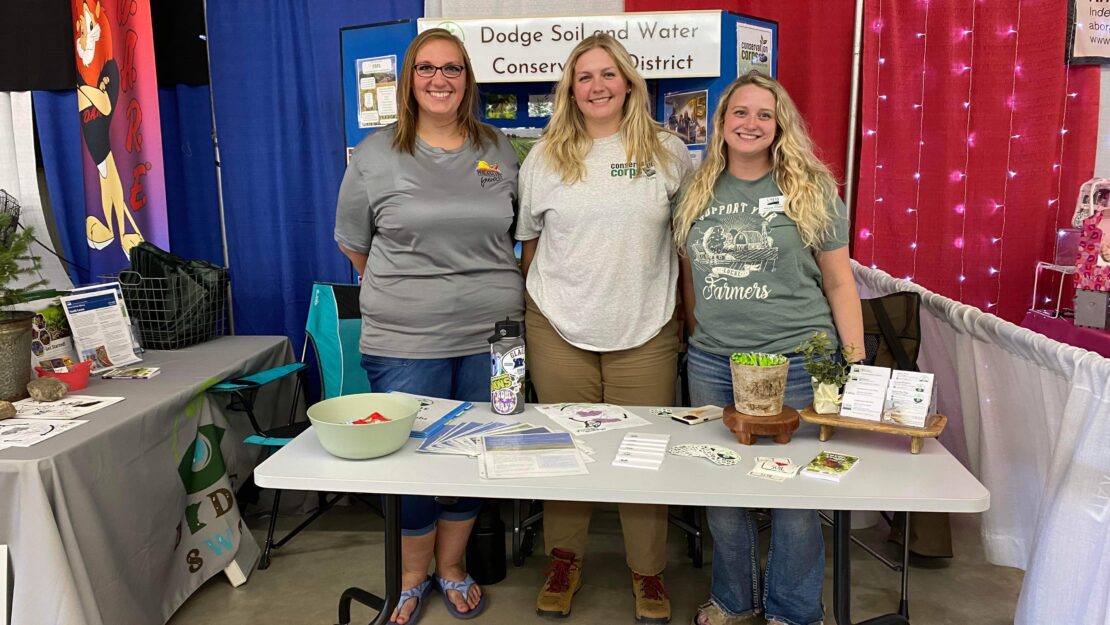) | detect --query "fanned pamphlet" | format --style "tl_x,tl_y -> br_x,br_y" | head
101,366 -> 161,379
390,392 -> 473,439
800,451 -> 860,482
